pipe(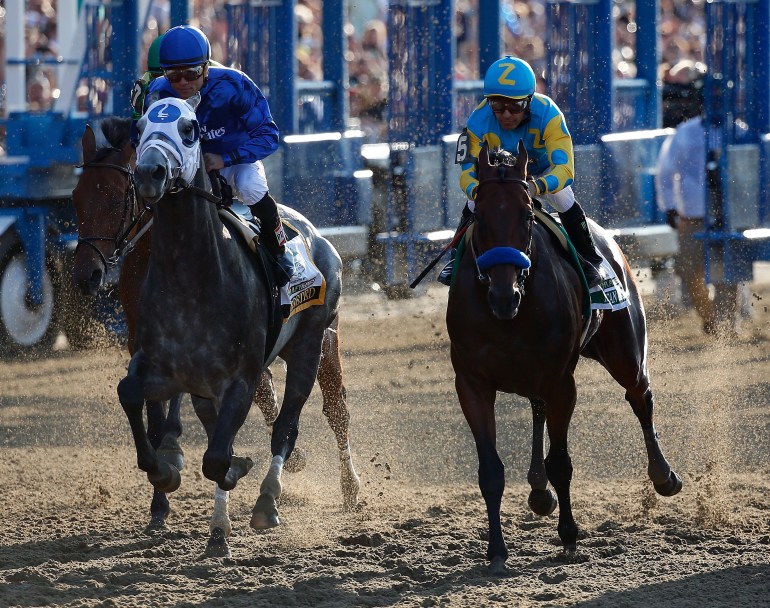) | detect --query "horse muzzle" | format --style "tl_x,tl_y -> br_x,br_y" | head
488,283 -> 522,320
134,161 -> 170,203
